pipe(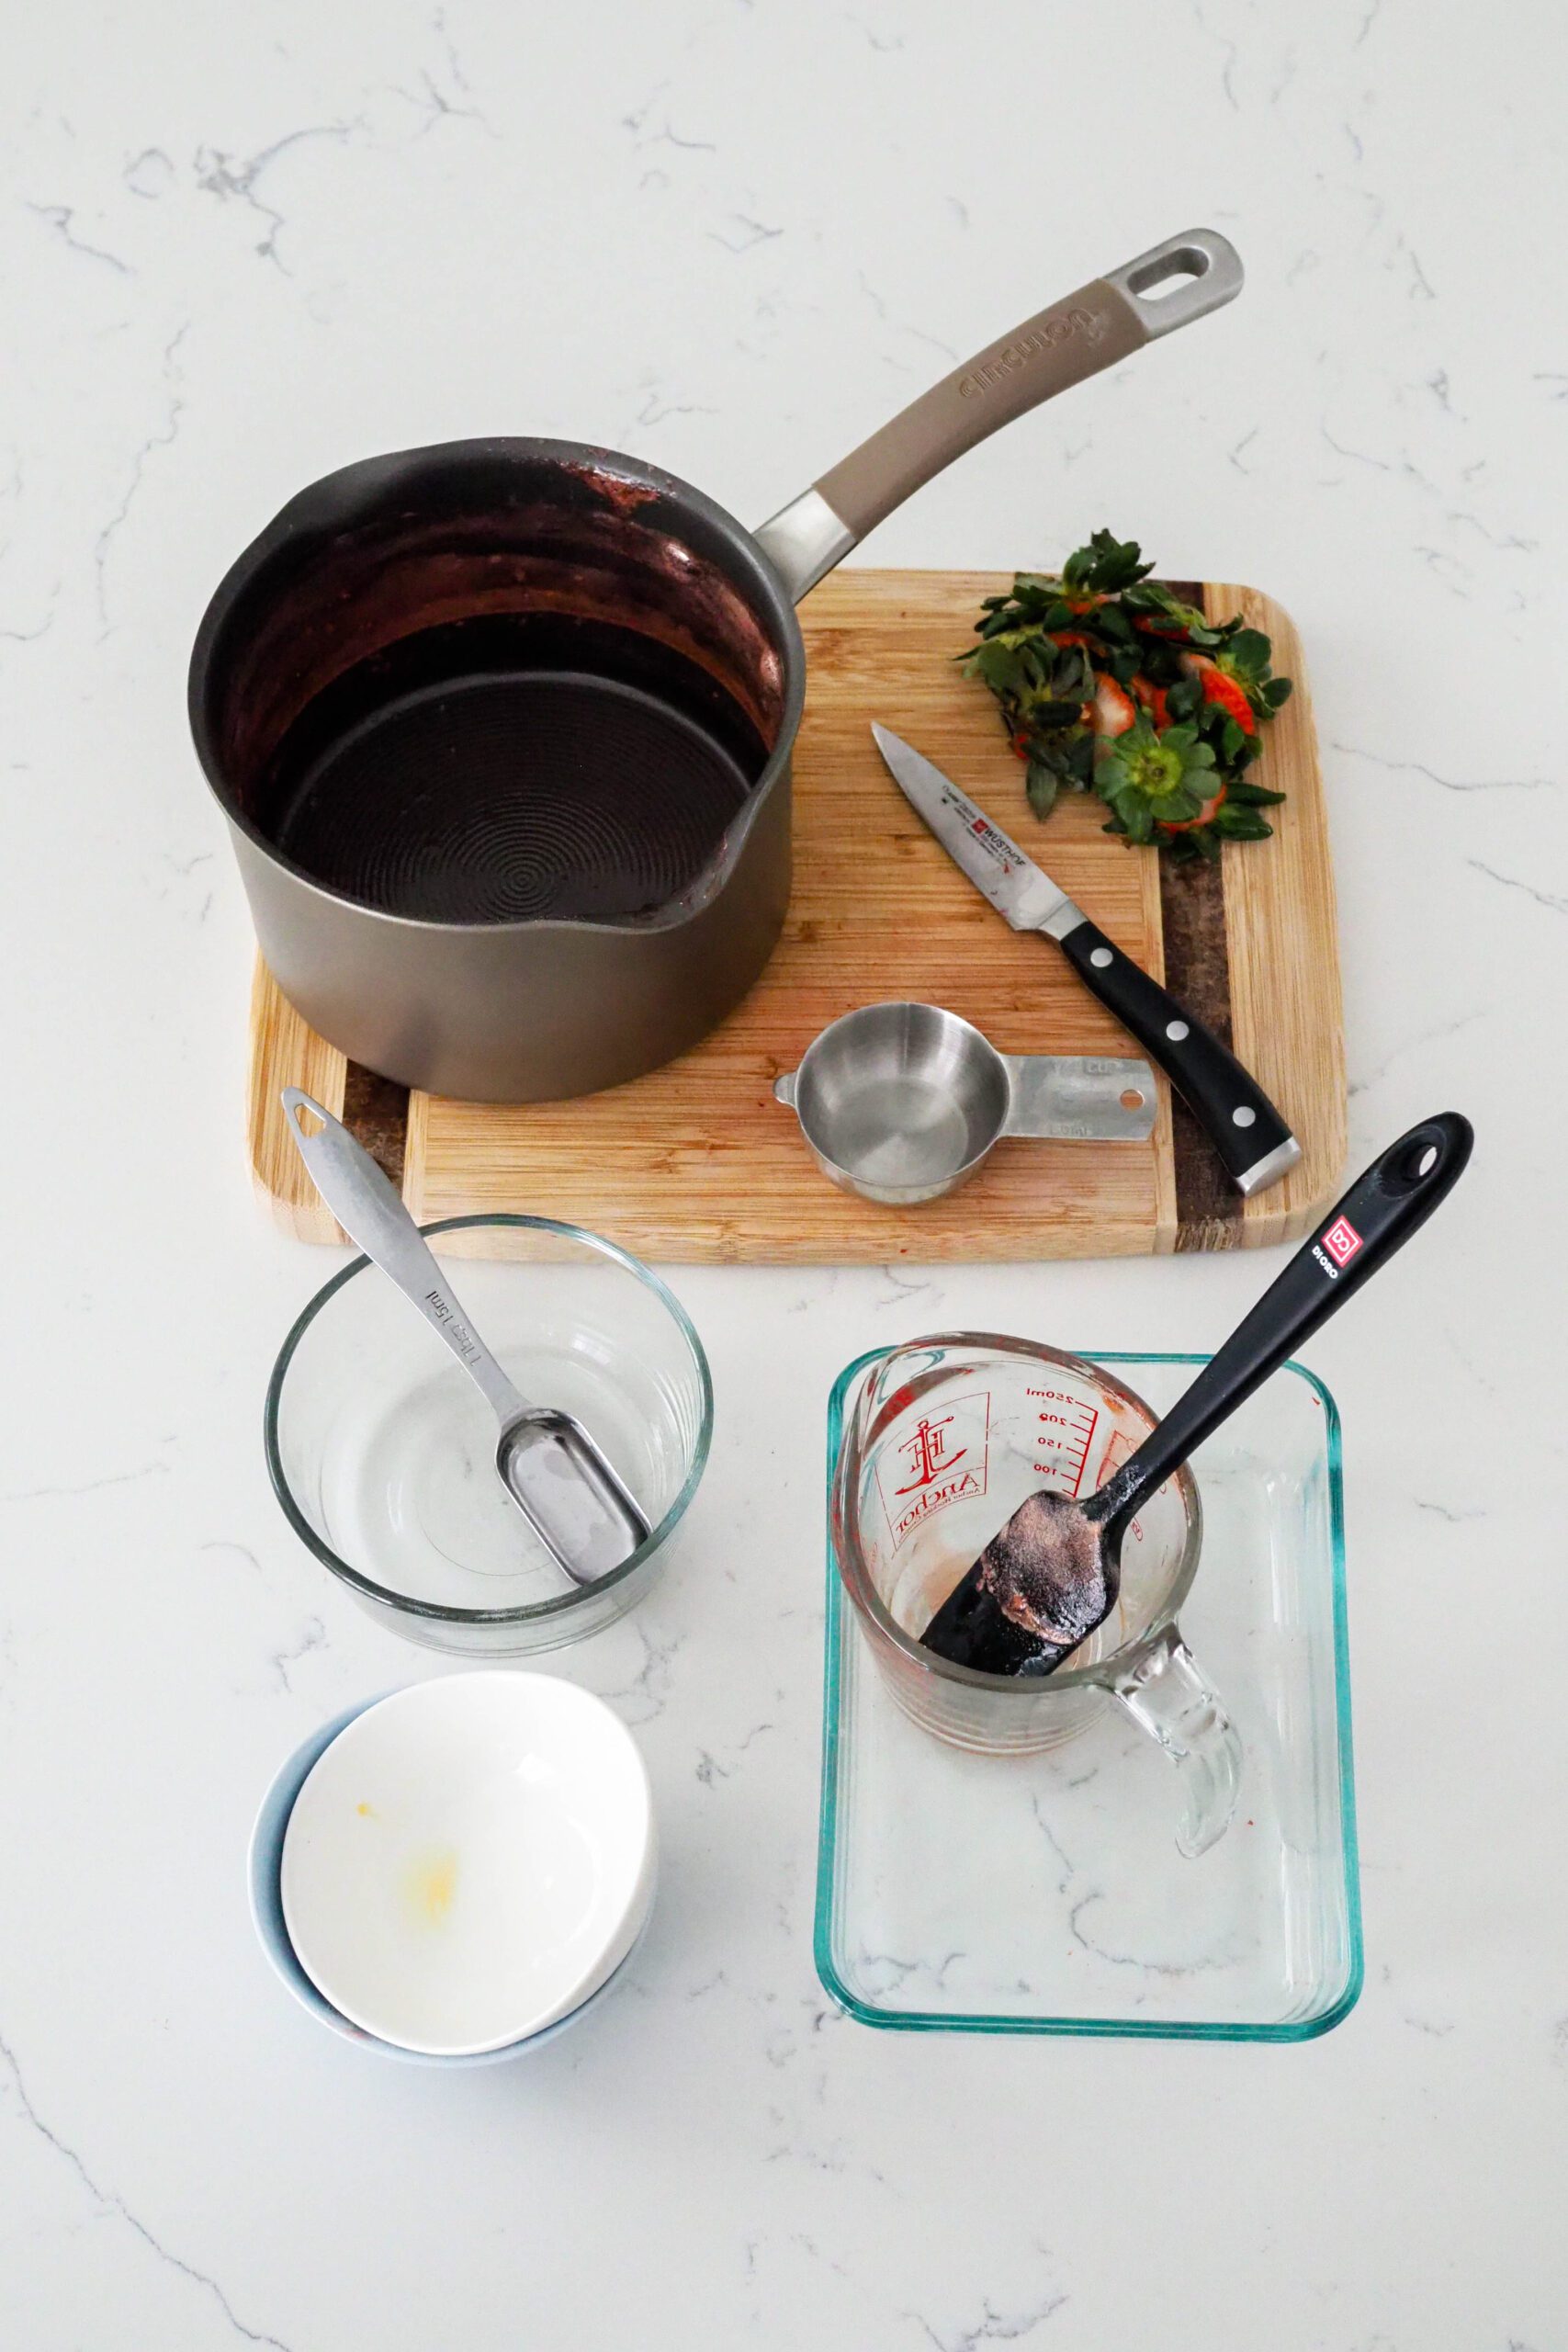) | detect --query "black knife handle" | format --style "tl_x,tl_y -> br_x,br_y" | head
1056,915 -> 1298,1193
